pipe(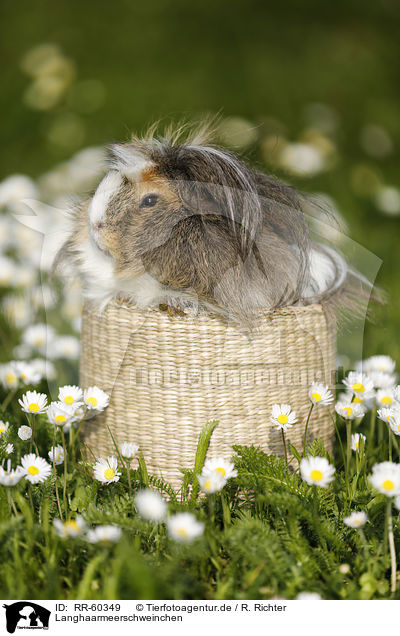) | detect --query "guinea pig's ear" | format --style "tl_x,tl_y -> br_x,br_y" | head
108,143 -> 155,181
